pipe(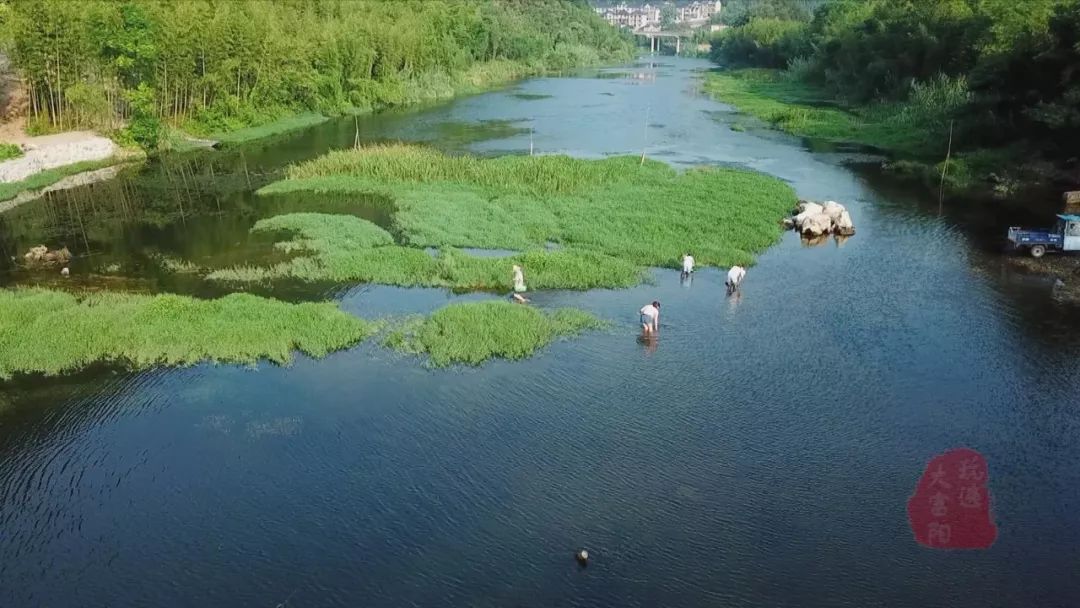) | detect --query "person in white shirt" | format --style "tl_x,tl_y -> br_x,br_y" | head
726,265 -> 746,294
639,300 -> 660,334
512,264 -> 526,293
681,253 -> 695,276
